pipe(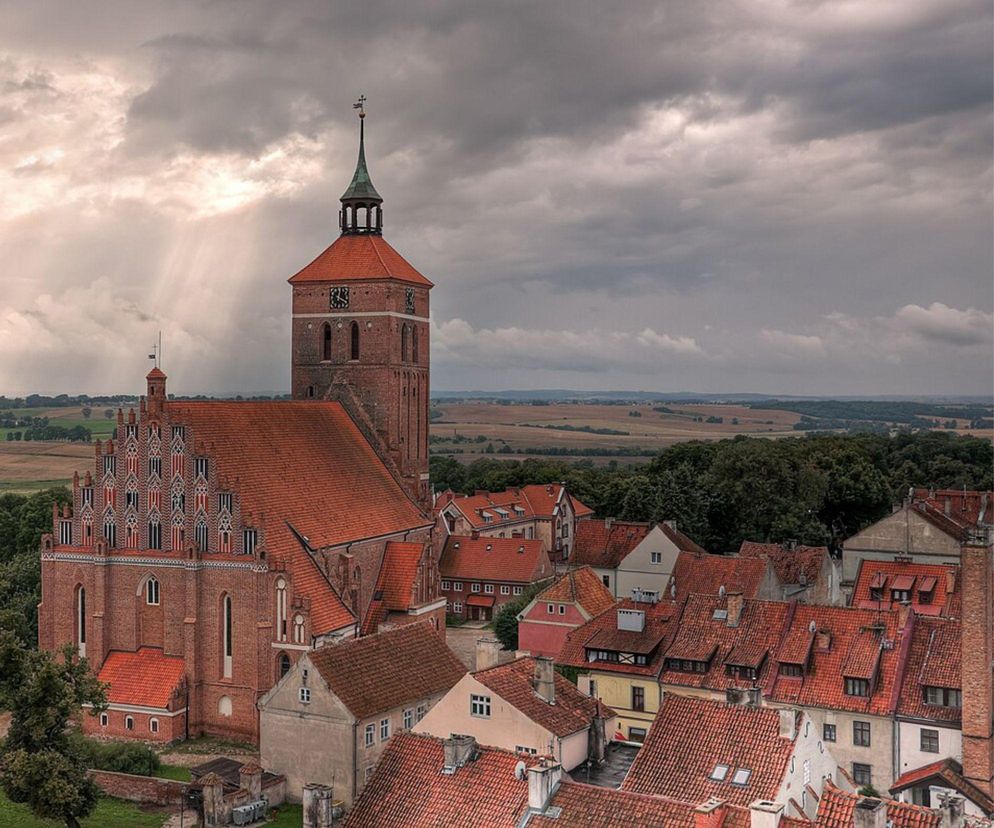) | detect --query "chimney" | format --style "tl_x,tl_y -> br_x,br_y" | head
896,600 -> 912,631
238,762 -> 263,801
604,517 -> 613,531
725,687 -> 744,706
442,734 -> 477,773
726,591 -> 744,628
852,798 -> 887,828
937,793 -> 966,828
471,530 -> 480,540
475,638 -> 501,672
749,800 -> 783,828
527,759 -> 563,811
815,628 -> 832,651
746,687 -> 762,708
534,657 -> 556,705
694,797 -> 727,828
960,541 -> 994,799
778,709 -> 797,741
